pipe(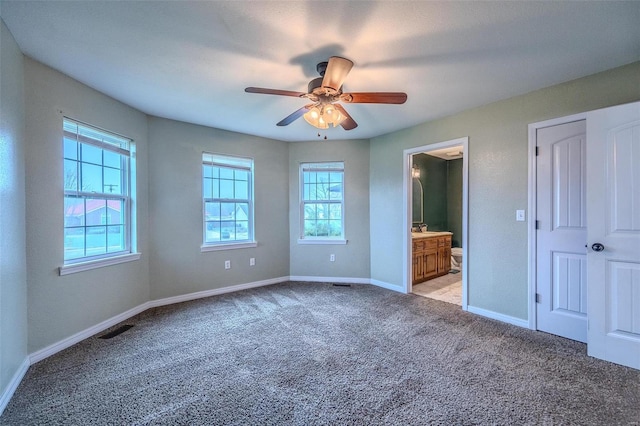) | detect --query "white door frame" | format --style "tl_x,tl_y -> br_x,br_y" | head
402,137 -> 469,310
527,112 -> 587,330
